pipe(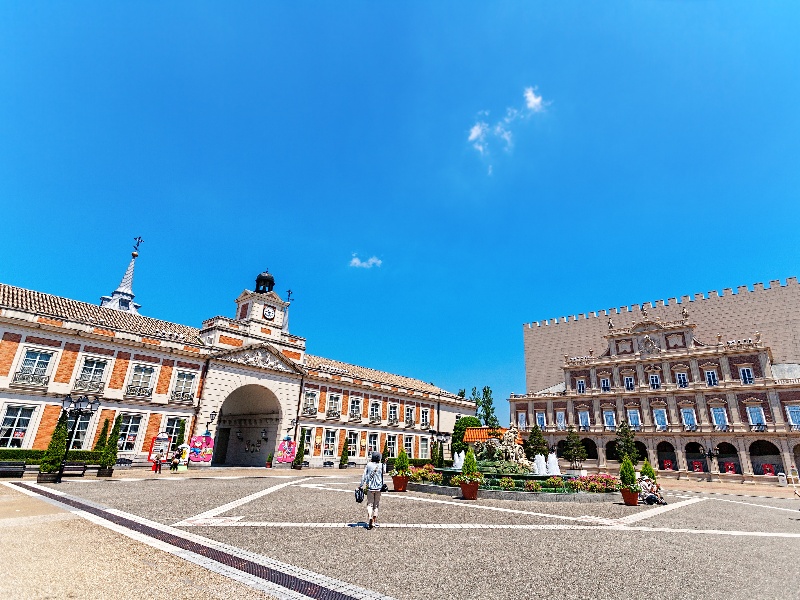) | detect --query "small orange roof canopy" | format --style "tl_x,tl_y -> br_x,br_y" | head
463,427 -> 523,445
